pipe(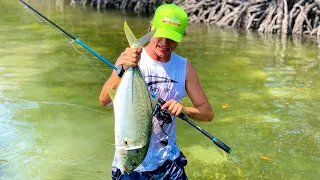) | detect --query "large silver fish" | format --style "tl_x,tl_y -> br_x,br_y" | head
108,22 -> 158,174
